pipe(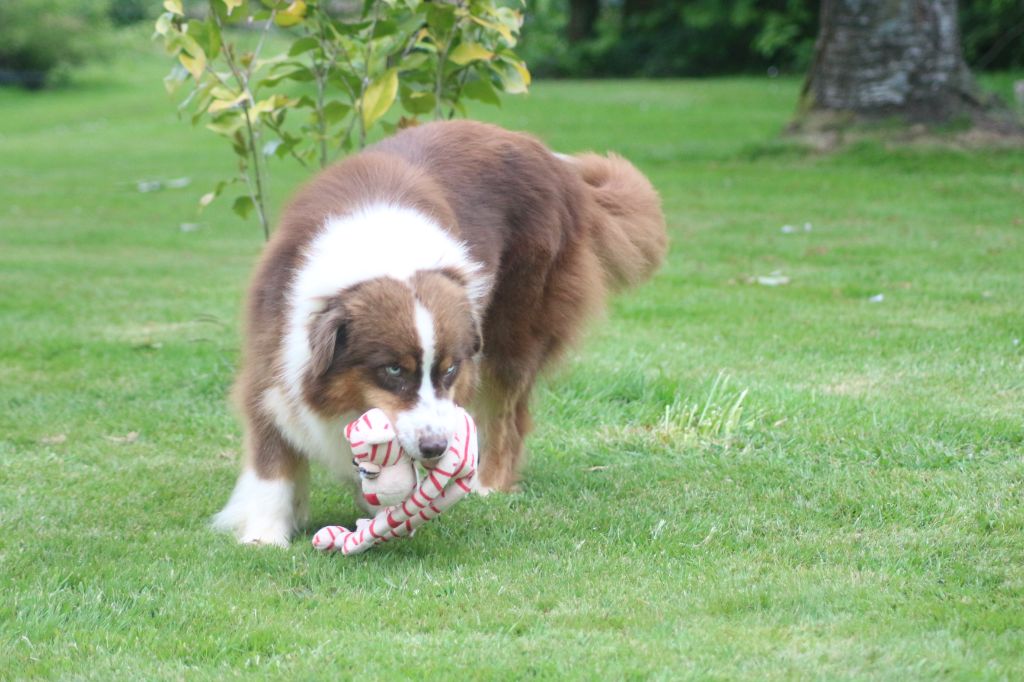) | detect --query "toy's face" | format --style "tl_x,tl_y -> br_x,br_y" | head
359,460 -> 417,509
